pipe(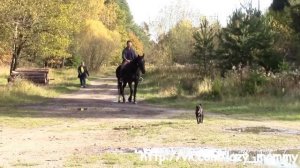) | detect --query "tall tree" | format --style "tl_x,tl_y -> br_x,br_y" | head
270,0 -> 290,11
78,20 -> 121,71
0,0 -> 81,73
219,7 -> 280,73
194,18 -> 219,75
168,20 -> 195,64
269,0 -> 300,66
